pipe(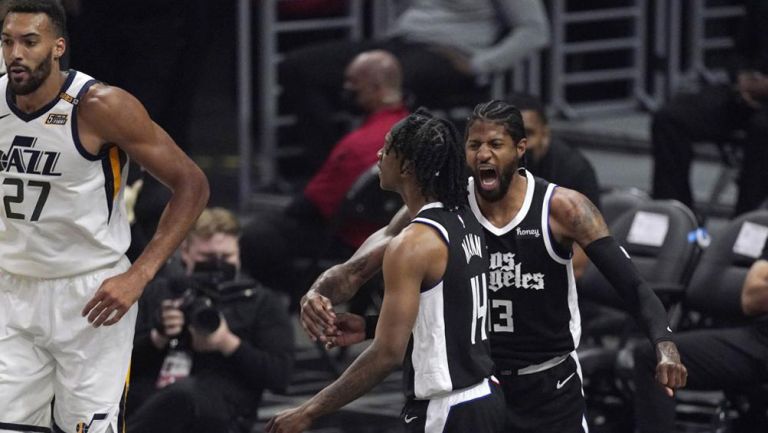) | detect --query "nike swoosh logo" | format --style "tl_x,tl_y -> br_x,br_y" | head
0,113 -> 11,120
404,415 -> 418,424
667,326 -> 673,332
556,372 -> 576,389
